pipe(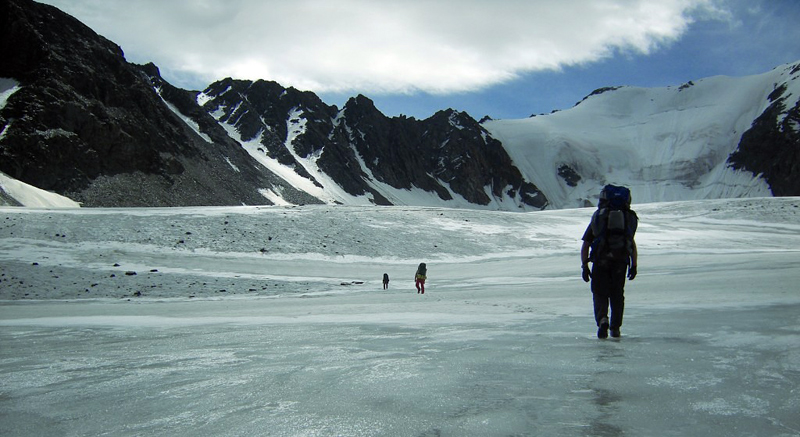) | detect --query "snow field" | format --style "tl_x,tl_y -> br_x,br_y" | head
1,197 -> 799,436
